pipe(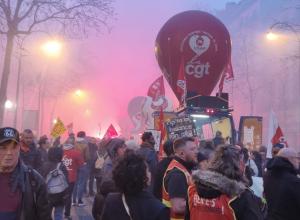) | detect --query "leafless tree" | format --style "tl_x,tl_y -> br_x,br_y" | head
0,0 -> 114,126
